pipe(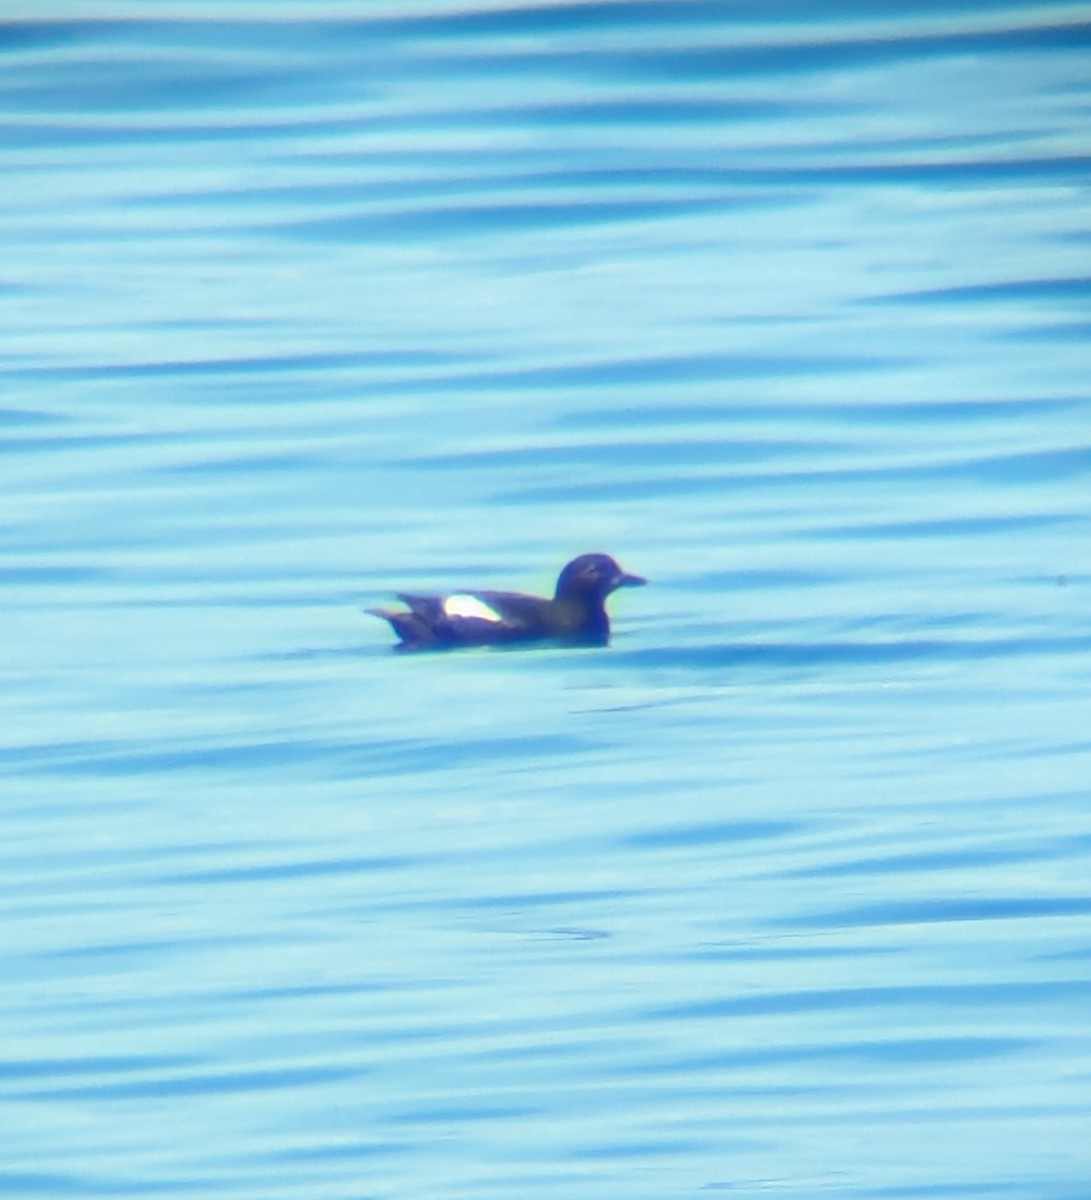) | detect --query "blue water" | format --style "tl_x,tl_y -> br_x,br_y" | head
2,4 -> 1090,1197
